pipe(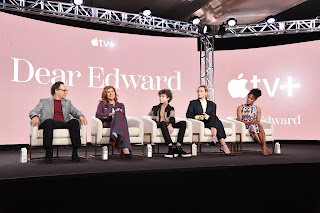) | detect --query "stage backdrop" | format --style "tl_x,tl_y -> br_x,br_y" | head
0,12 -> 319,145
214,40 -> 320,140
0,12 -> 199,145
